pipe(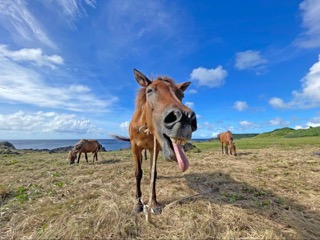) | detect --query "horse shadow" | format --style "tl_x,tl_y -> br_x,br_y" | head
236,152 -> 252,156
96,159 -> 121,165
163,171 -> 319,239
